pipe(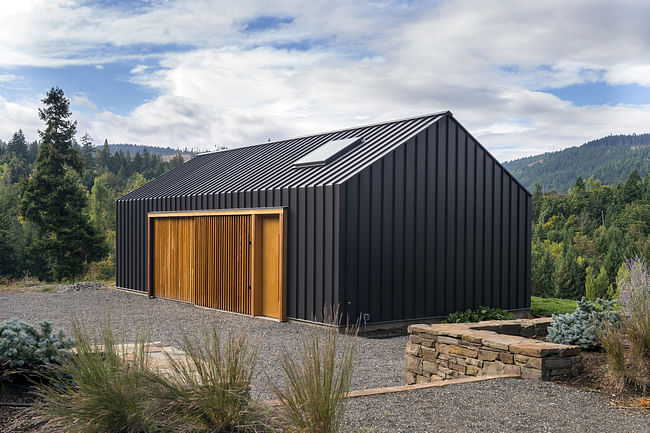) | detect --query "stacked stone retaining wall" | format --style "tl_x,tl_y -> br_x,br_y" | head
405,318 -> 581,384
